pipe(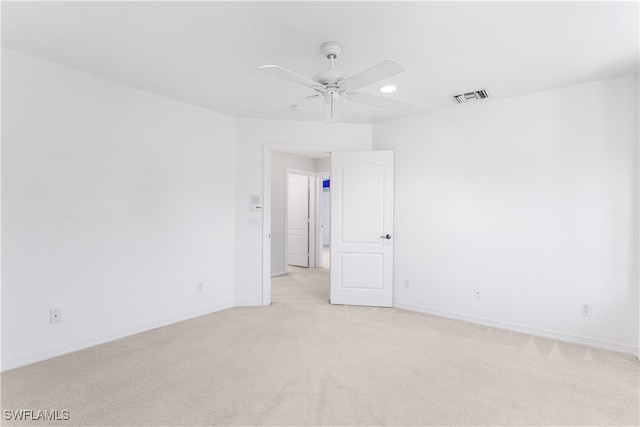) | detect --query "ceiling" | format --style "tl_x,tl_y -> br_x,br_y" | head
2,1 -> 638,124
